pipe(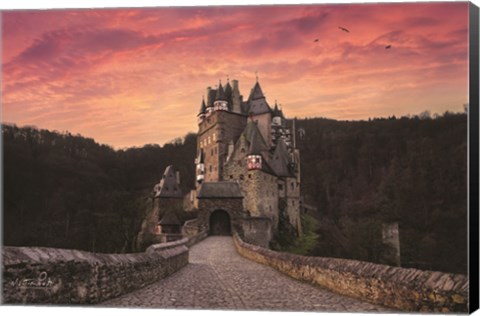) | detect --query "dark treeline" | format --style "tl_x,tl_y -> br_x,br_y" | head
2,125 -> 196,253
296,112 -> 467,274
2,112 -> 468,274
